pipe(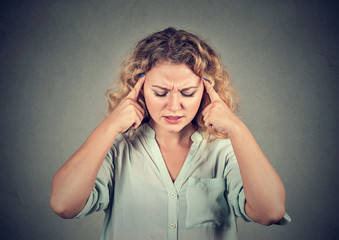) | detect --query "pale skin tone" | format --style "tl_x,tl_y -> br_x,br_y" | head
50,61 -> 285,226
